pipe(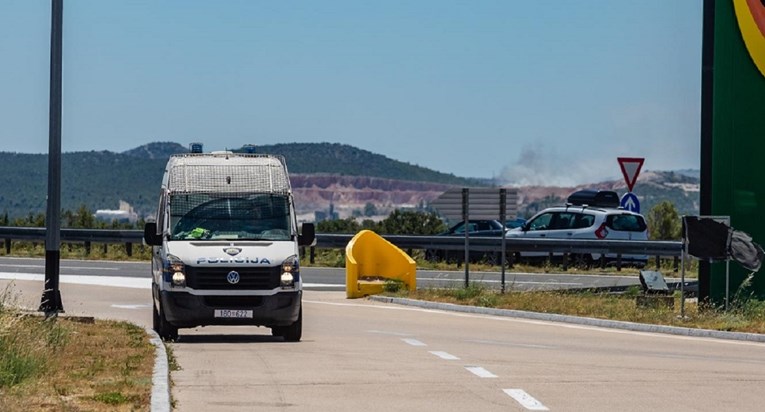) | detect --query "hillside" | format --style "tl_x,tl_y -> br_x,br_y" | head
0,142 -> 699,221
0,142 -> 479,220
516,170 -> 699,218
